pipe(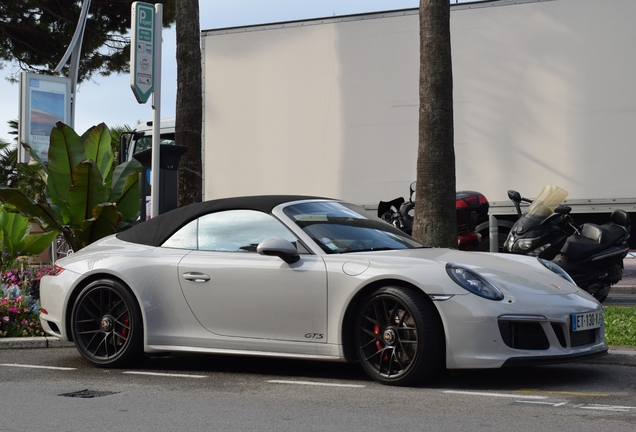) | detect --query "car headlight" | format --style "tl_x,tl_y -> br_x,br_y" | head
538,258 -> 577,285
446,263 -> 504,301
